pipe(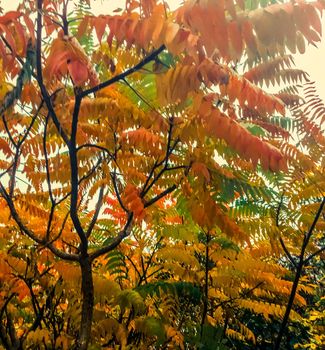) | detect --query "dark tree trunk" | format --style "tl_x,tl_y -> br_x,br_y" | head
77,257 -> 94,350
